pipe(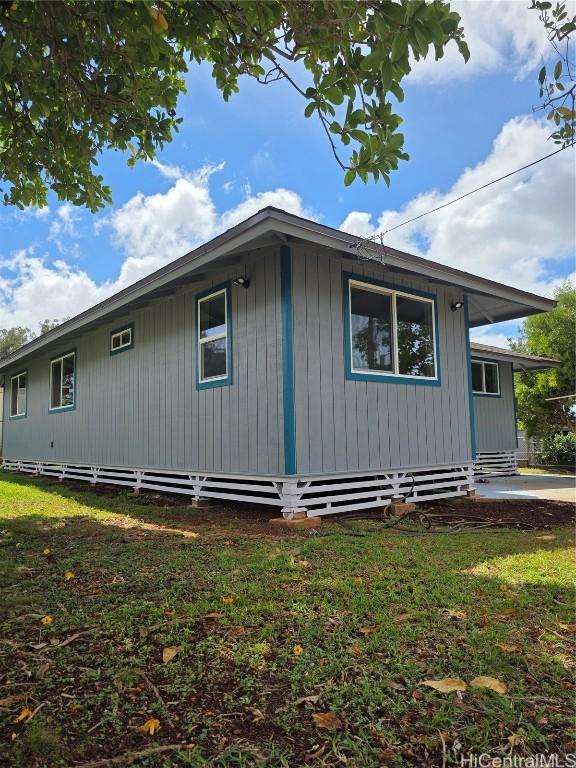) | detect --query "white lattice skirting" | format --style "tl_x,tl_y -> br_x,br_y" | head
1,459 -> 475,518
474,450 -> 518,477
